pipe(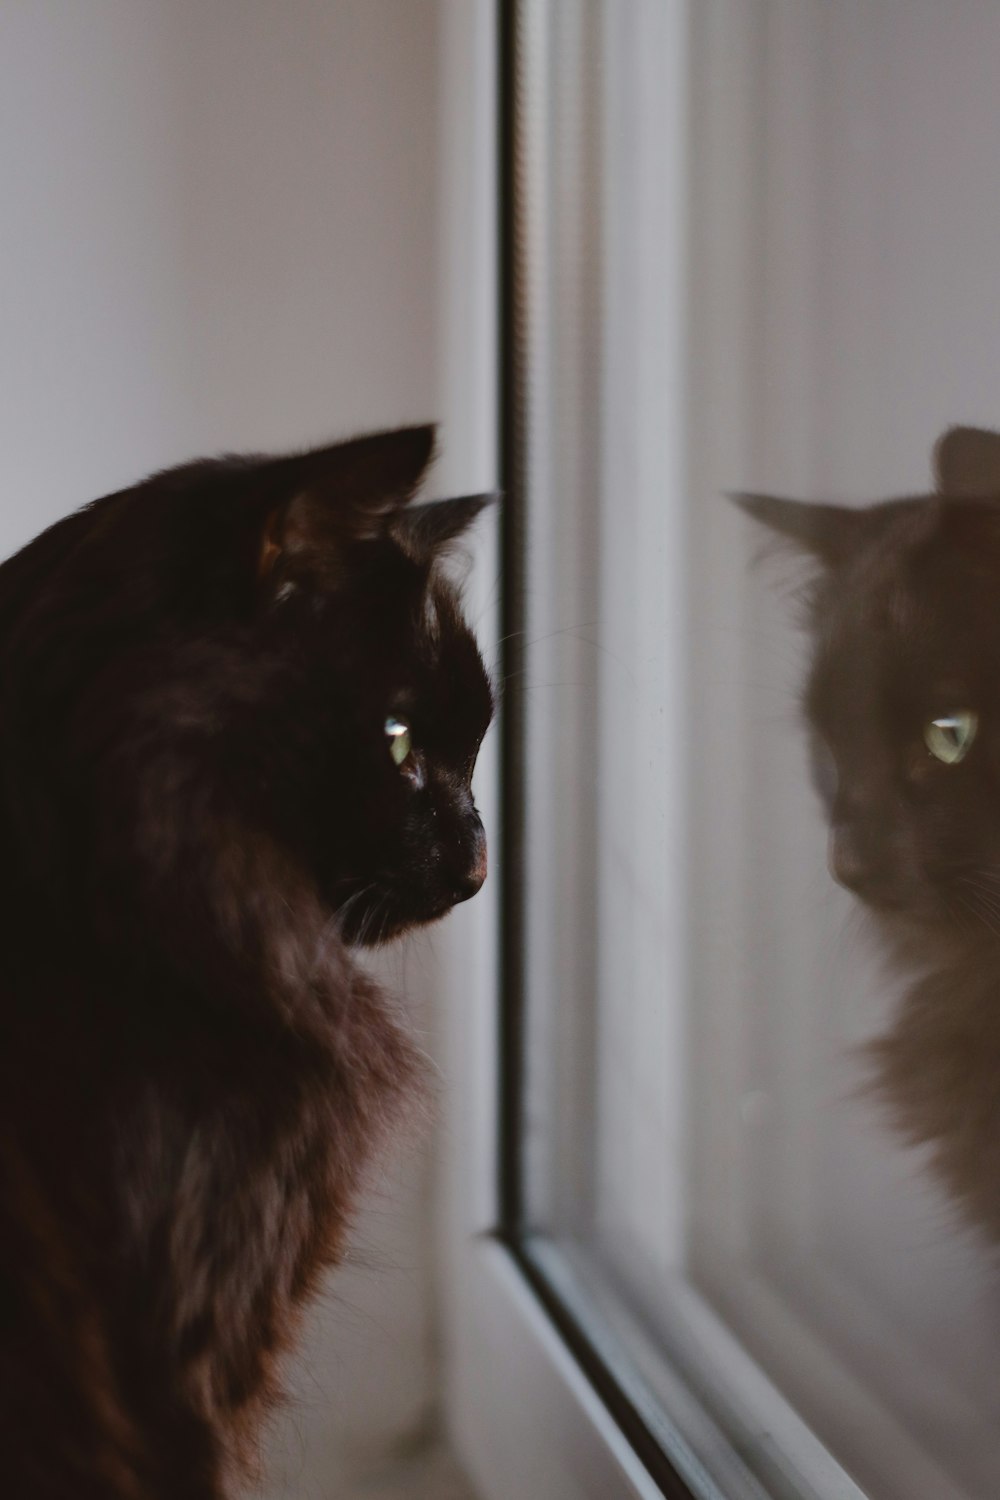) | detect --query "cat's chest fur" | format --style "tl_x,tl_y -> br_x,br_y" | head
0,426 -> 491,1497
5,960 -> 419,1497
135,988 -> 416,1487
